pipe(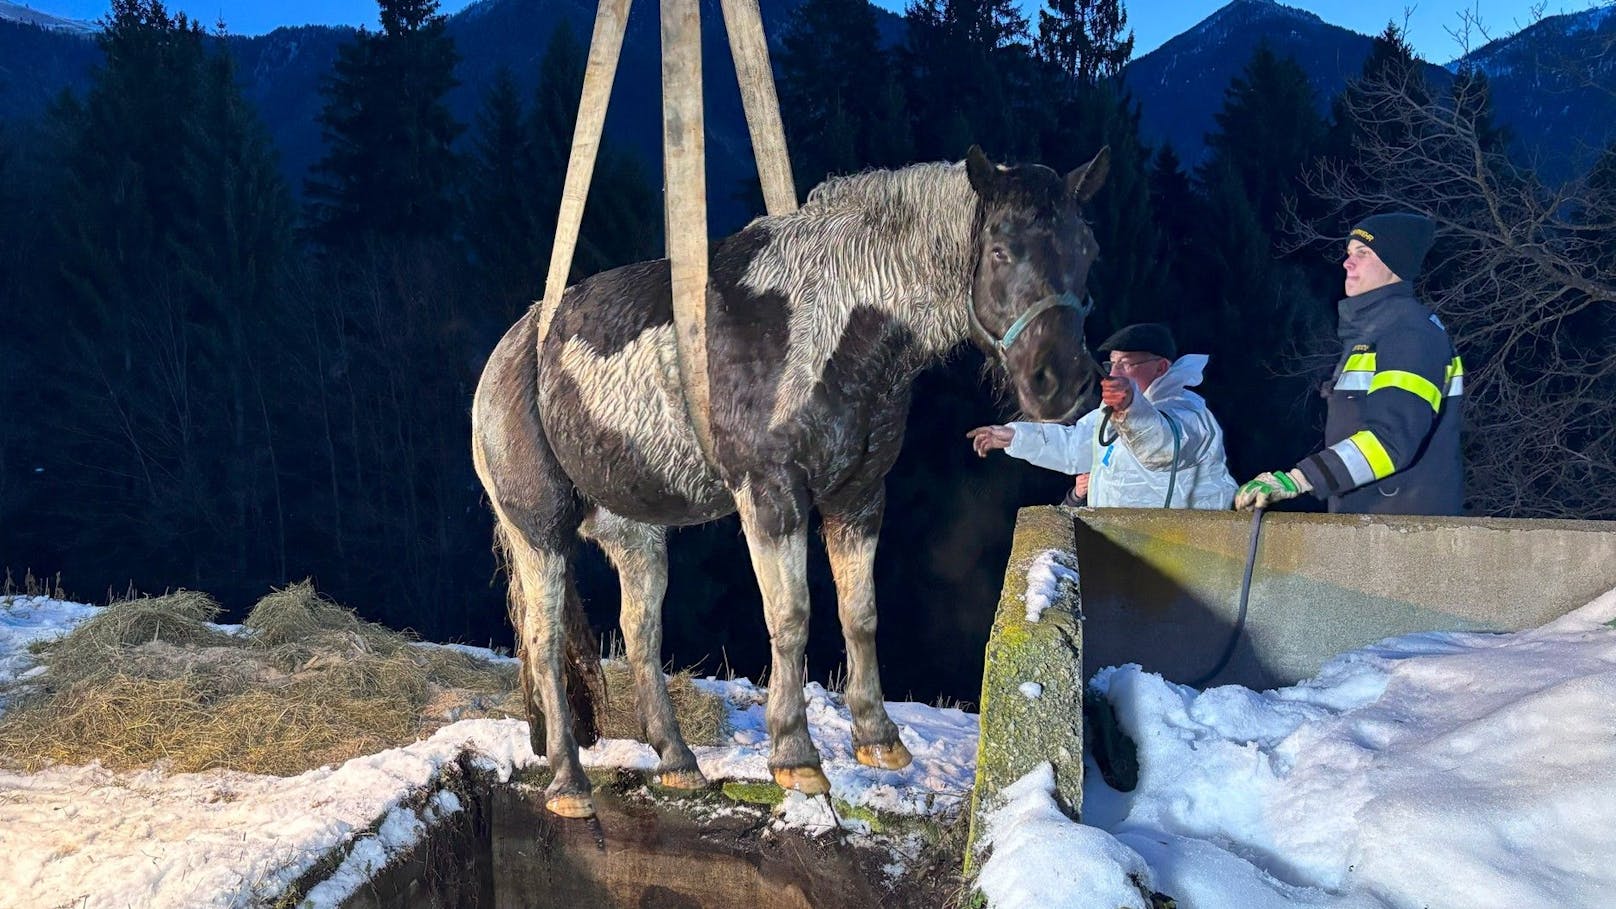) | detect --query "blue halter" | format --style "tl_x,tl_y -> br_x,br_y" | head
994,291 -> 1091,353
